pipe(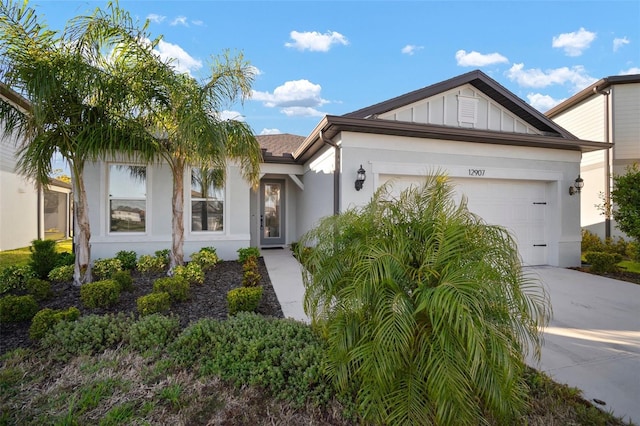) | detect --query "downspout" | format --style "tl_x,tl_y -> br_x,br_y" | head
594,86 -> 611,238
320,130 -> 340,215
